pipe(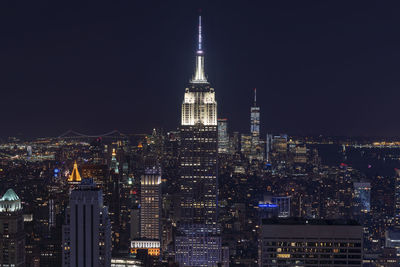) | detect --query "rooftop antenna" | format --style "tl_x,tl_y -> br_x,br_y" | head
254,88 -> 257,106
198,9 -> 202,52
